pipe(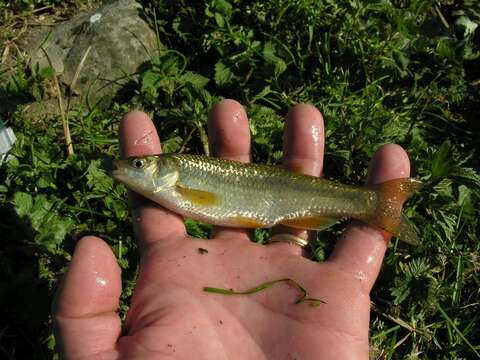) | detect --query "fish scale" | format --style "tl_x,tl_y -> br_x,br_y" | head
158,155 -> 372,225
